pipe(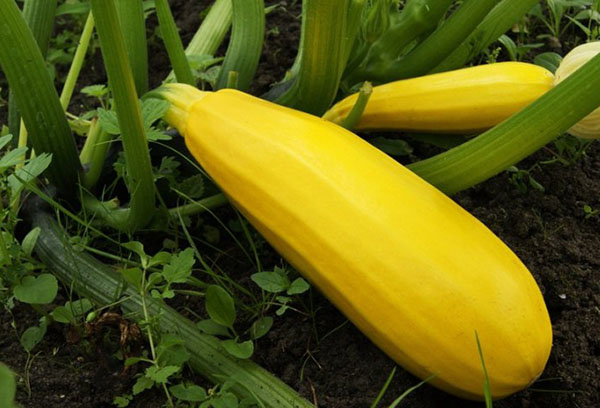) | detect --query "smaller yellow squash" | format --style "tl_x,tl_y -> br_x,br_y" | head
323,62 -> 555,134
